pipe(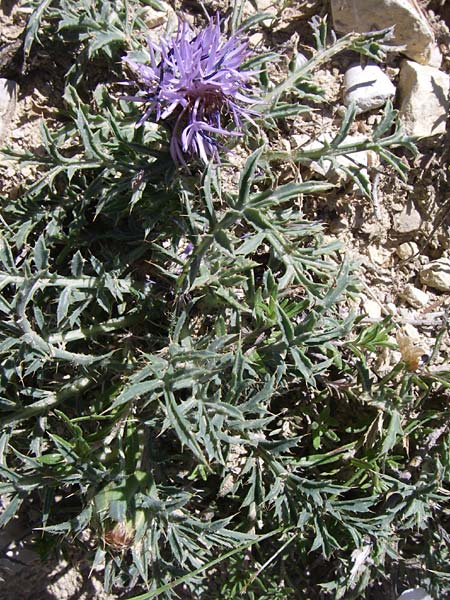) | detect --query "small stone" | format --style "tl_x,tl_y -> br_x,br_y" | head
141,2 -> 178,37
11,126 -> 24,139
419,258 -> 450,292
391,201 -> 404,212
141,6 -> 167,28
21,165 -> 33,178
393,201 -> 422,233
396,241 -> 419,260
363,298 -> 382,319
331,0 -> 436,65
0,79 -> 17,142
428,44 -> 443,69
249,32 -> 264,47
343,63 -> 396,114
401,284 -> 429,308
403,323 -> 421,341
386,302 -> 398,315
397,588 -> 433,600
367,245 -> 391,266
399,60 -> 450,137
291,134 -> 310,148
